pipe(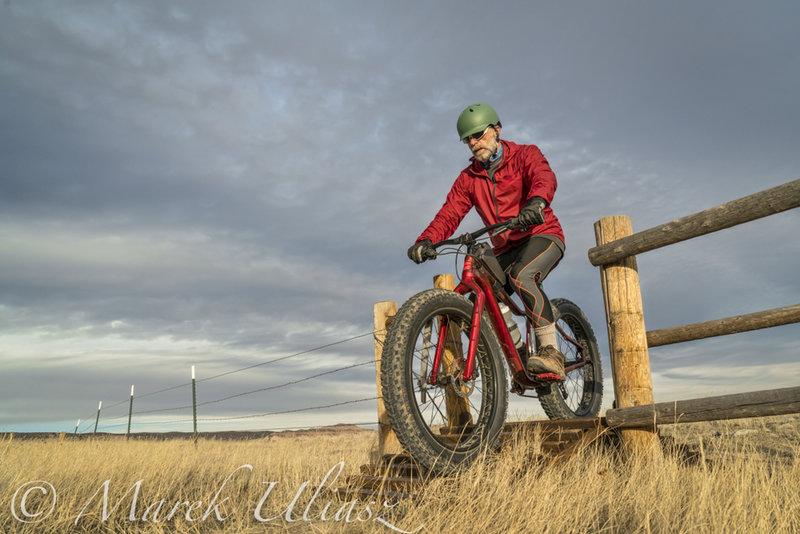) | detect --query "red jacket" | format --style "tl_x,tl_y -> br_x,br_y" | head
416,140 -> 564,254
